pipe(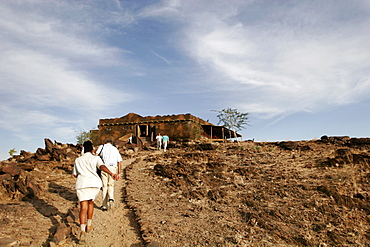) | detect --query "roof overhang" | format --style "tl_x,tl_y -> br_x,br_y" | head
201,125 -> 242,139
